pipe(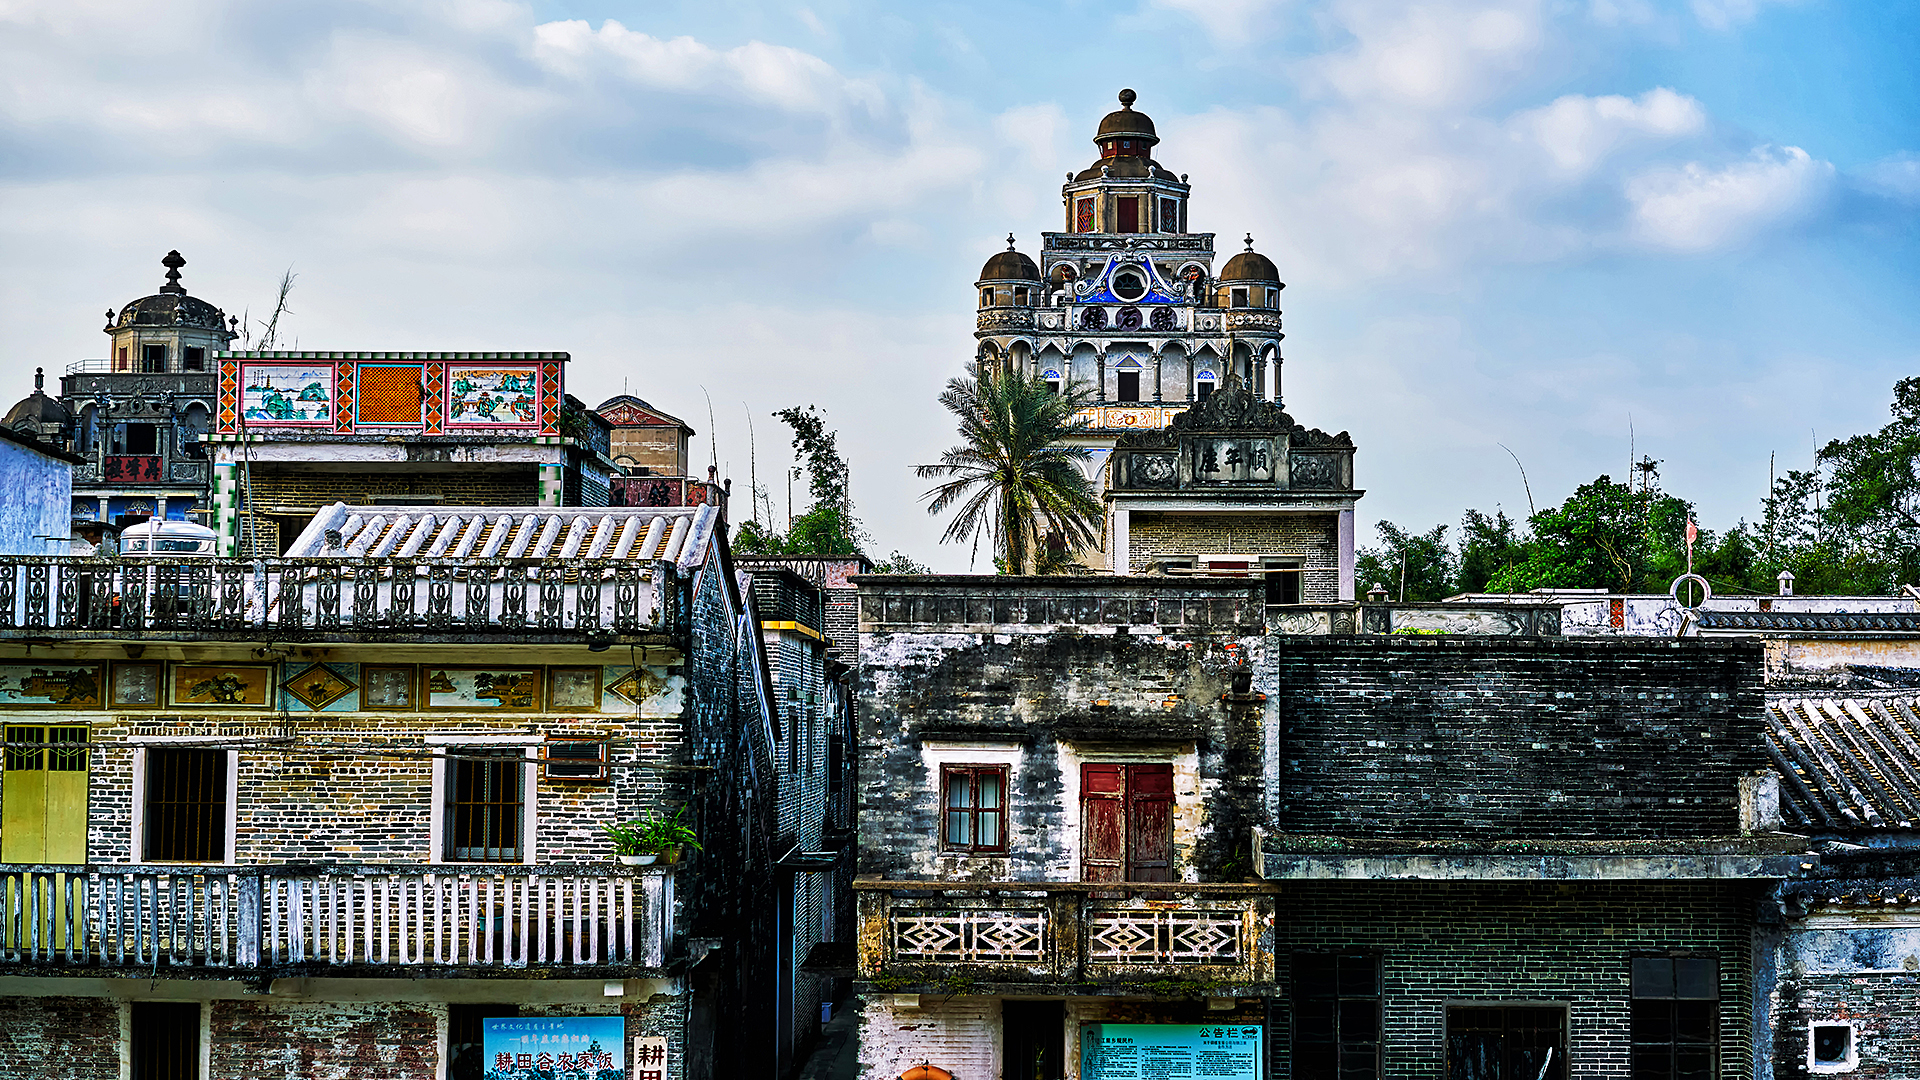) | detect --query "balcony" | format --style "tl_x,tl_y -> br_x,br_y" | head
0,557 -> 674,641
0,863 -> 674,975
855,880 -> 1276,994
73,459 -> 209,487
